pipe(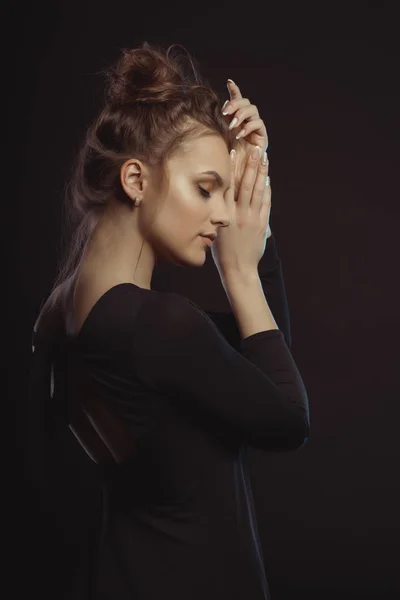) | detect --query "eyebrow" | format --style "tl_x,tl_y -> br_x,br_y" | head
199,170 -> 228,190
